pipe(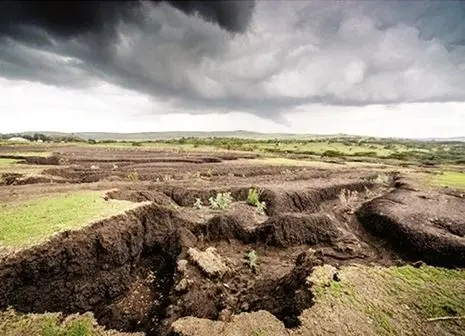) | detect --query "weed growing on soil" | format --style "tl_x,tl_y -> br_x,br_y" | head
193,198 -> 203,209
253,328 -> 266,336
247,188 -> 261,206
373,173 -> 390,186
209,192 -> 233,210
247,188 -> 267,215
338,189 -> 359,213
127,171 -> 139,182
246,250 -> 259,273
